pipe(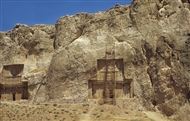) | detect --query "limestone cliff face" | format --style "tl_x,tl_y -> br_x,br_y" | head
130,0 -> 190,115
0,0 -> 190,116
0,24 -> 55,103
